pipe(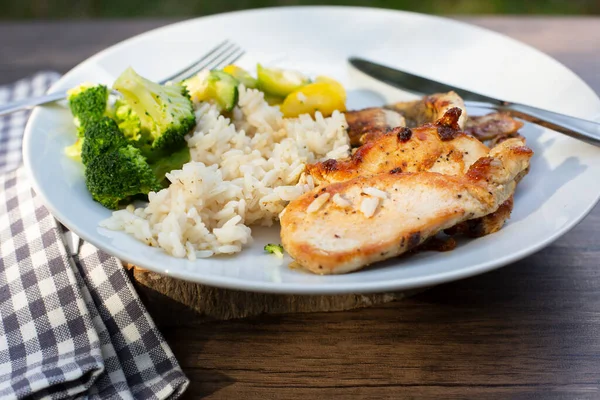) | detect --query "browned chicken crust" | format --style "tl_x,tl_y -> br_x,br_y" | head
386,91 -> 467,129
445,196 -> 514,238
465,112 -> 524,141
345,107 -> 406,146
281,138 -> 533,274
307,108 -> 488,186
